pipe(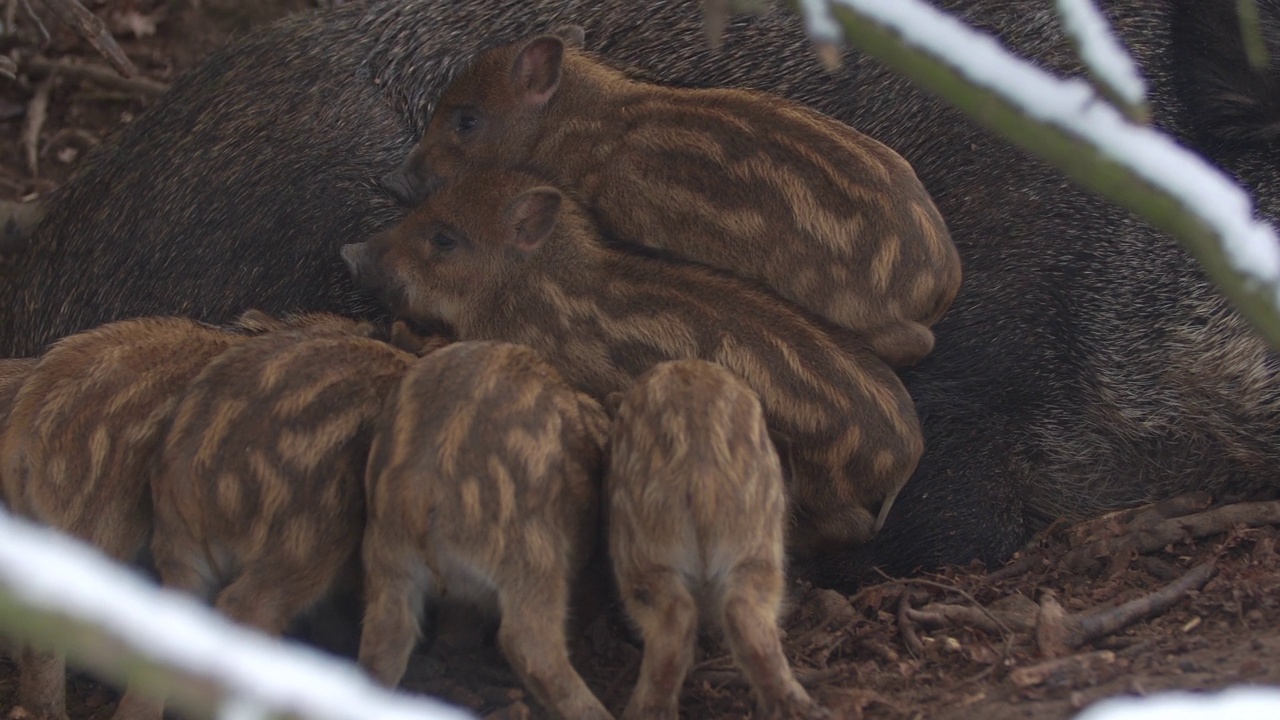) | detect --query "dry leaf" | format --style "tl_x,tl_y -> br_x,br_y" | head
111,11 -> 161,40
